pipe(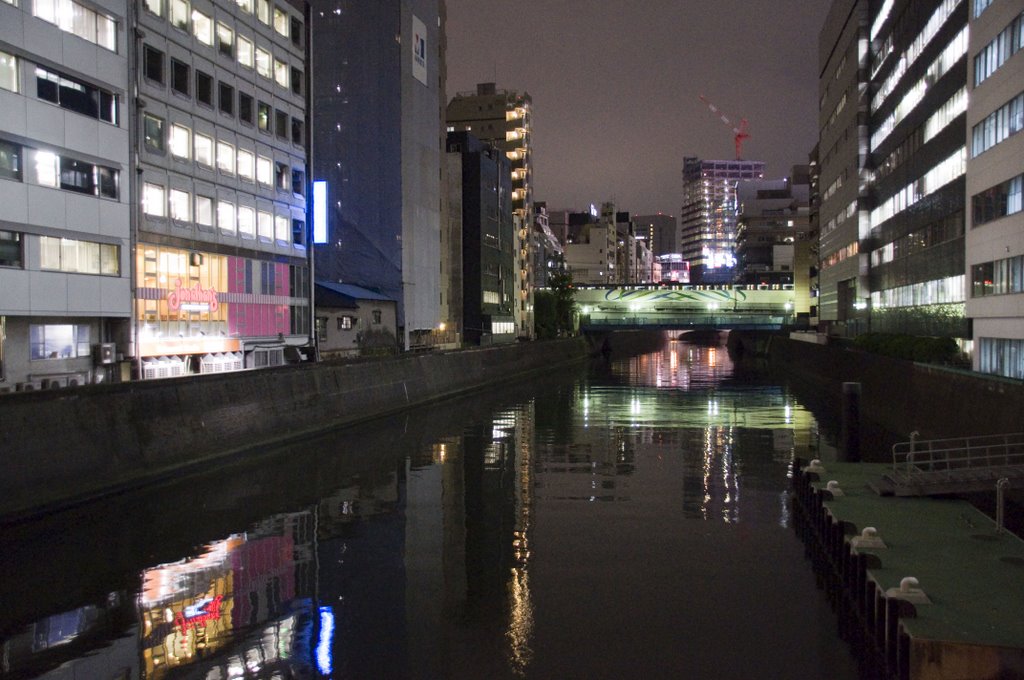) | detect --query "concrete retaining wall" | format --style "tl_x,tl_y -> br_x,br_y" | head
0,338 -> 590,520
761,334 -> 1024,440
